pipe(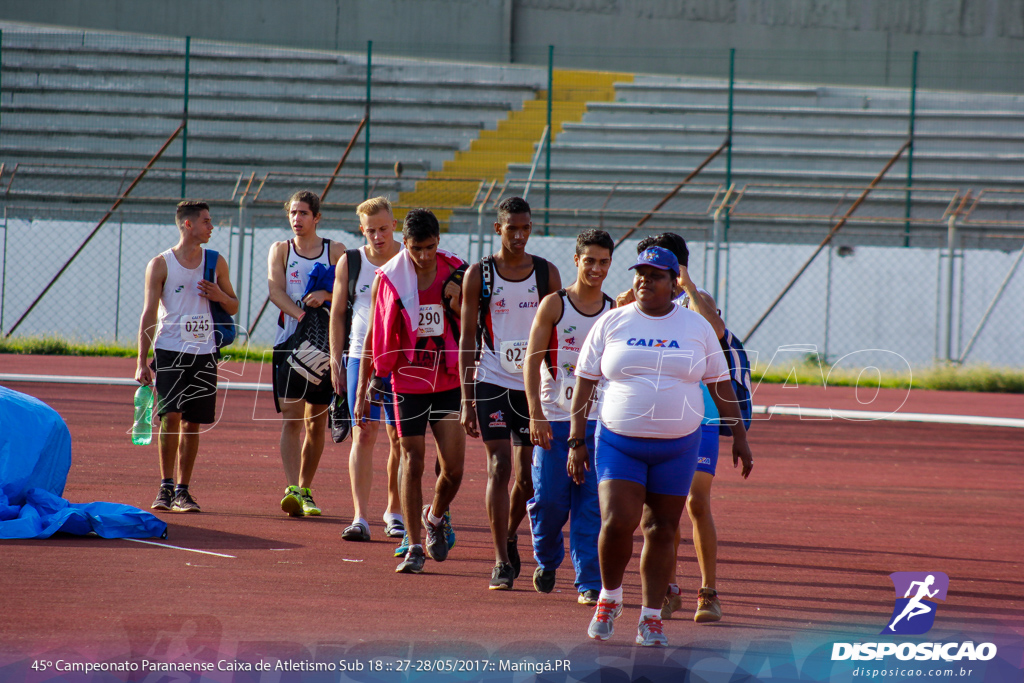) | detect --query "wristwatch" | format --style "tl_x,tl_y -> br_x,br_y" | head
567,437 -> 585,450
